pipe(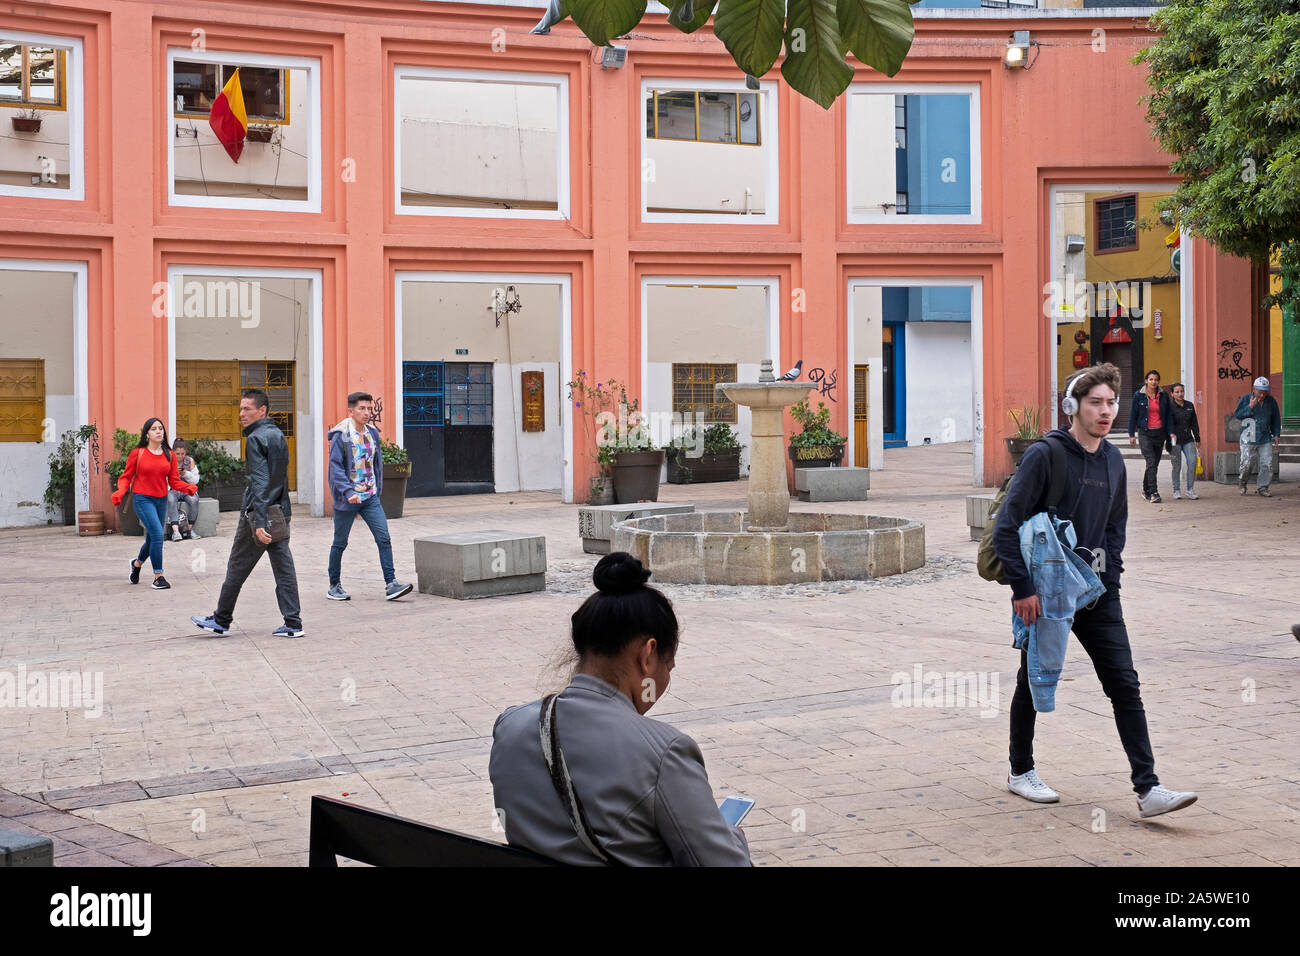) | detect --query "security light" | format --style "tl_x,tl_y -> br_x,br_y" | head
601,45 -> 627,69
